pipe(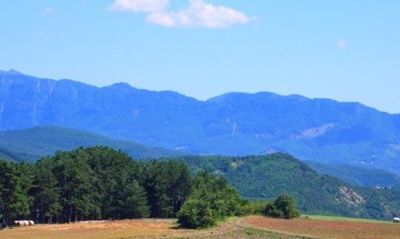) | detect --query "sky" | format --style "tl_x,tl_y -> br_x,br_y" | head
0,0 -> 399,113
